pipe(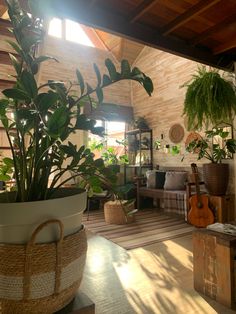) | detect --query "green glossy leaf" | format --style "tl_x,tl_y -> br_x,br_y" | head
3,157 -> 14,167
96,87 -> 103,104
47,107 -> 69,138
36,92 -> 58,112
0,174 -> 11,181
102,74 -> 112,86
6,40 -> 23,56
105,58 -> 117,81
76,69 -> 85,95
93,63 -> 101,86
143,76 -> 154,96
34,55 -> 58,64
121,59 -> 131,77
21,70 -> 38,98
86,83 -> 93,94
9,53 -> 21,75
2,88 -> 30,101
